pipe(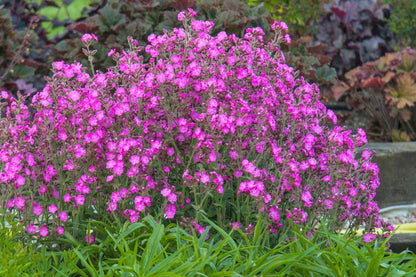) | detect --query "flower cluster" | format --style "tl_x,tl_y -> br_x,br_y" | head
0,9 -> 392,242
